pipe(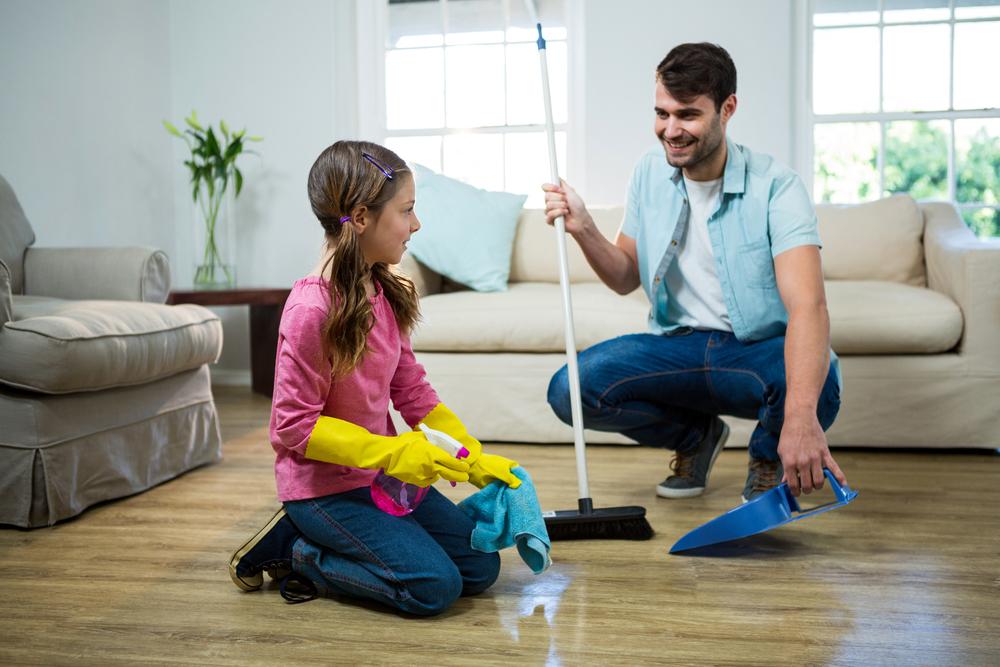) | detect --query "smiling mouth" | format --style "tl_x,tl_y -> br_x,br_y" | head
665,138 -> 695,150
